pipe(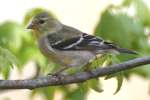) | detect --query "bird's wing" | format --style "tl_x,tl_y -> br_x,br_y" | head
49,33 -> 117,51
